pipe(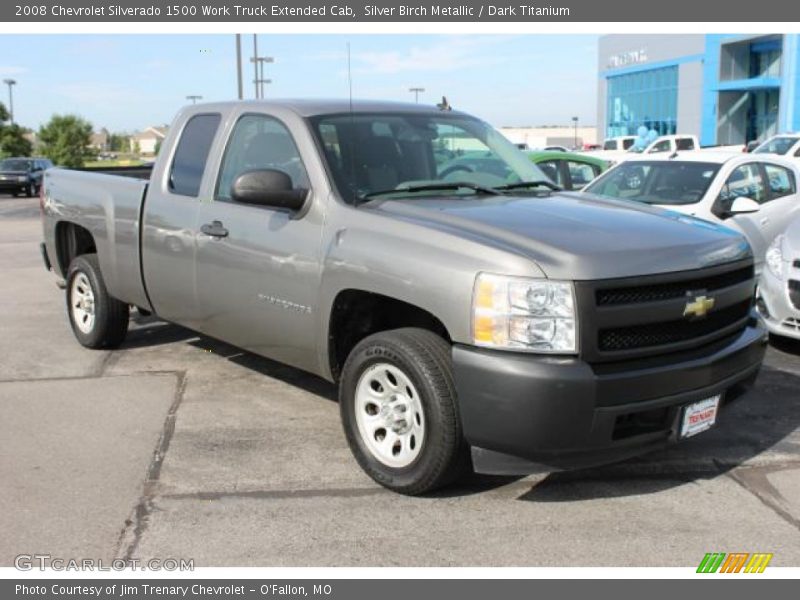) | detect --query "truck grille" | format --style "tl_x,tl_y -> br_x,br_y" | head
576,260 -> 755,363
789,280 -> 800,311
599,300 -> 751,351
596,266 -> 752,306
